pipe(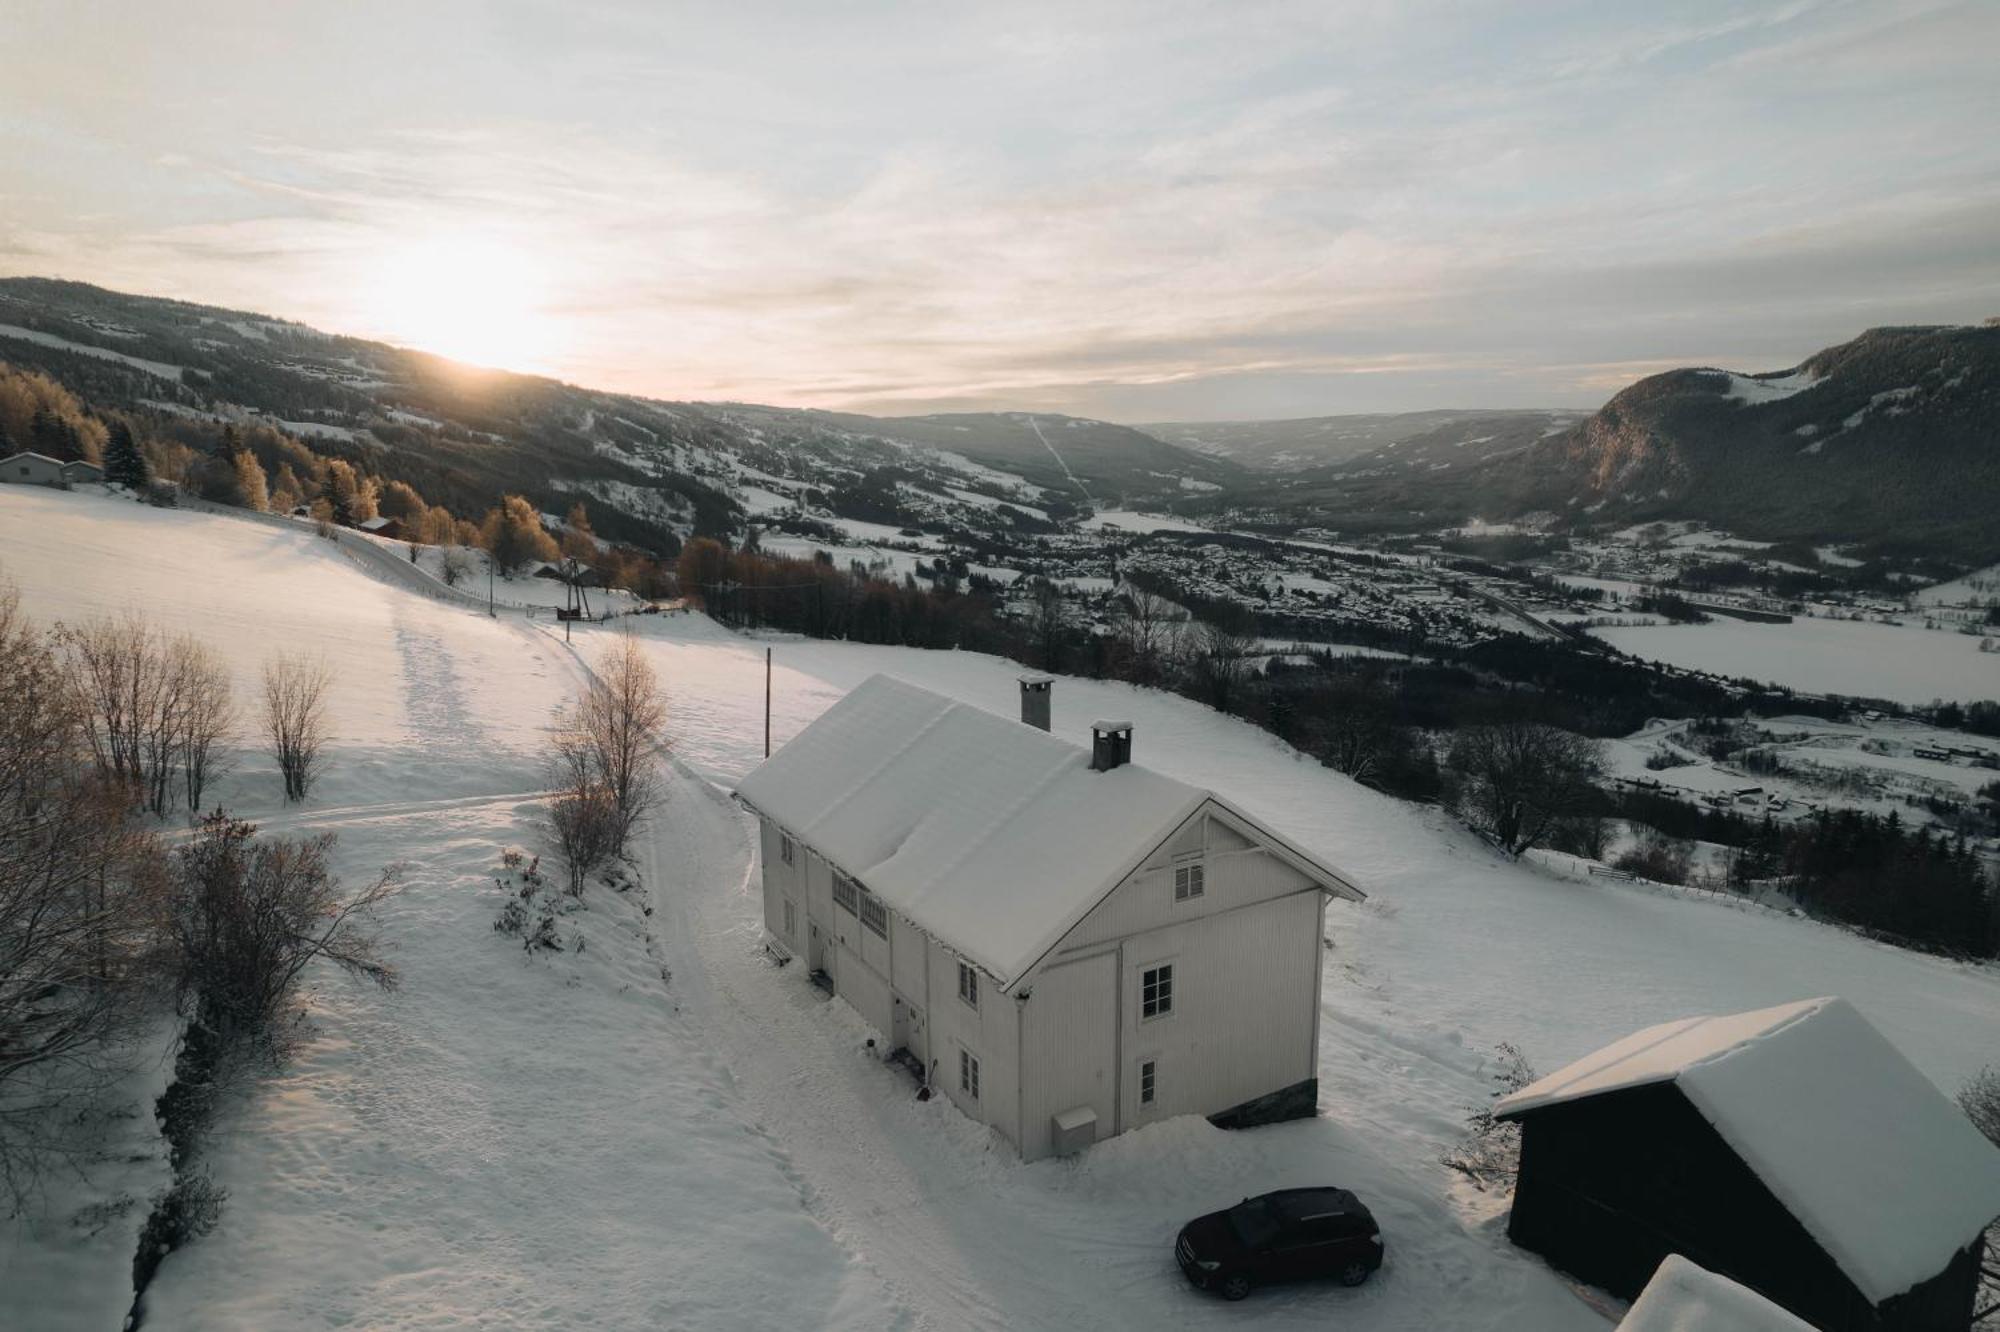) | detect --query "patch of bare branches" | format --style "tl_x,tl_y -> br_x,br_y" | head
0,585 -> 167,1206
55,613 -> 235,818
1446,721 -> 1605,857
262,651 -> 330,803
544,633 -> 668,893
